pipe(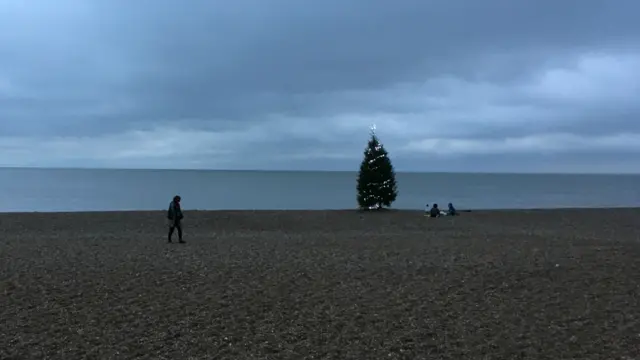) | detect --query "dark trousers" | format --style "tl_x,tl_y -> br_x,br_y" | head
168,220 -> 183,242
